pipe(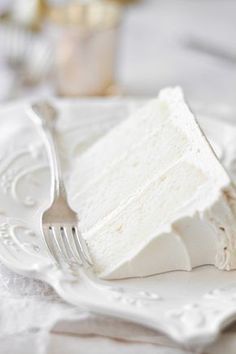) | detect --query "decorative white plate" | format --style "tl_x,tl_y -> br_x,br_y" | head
1,99 -> 236,351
